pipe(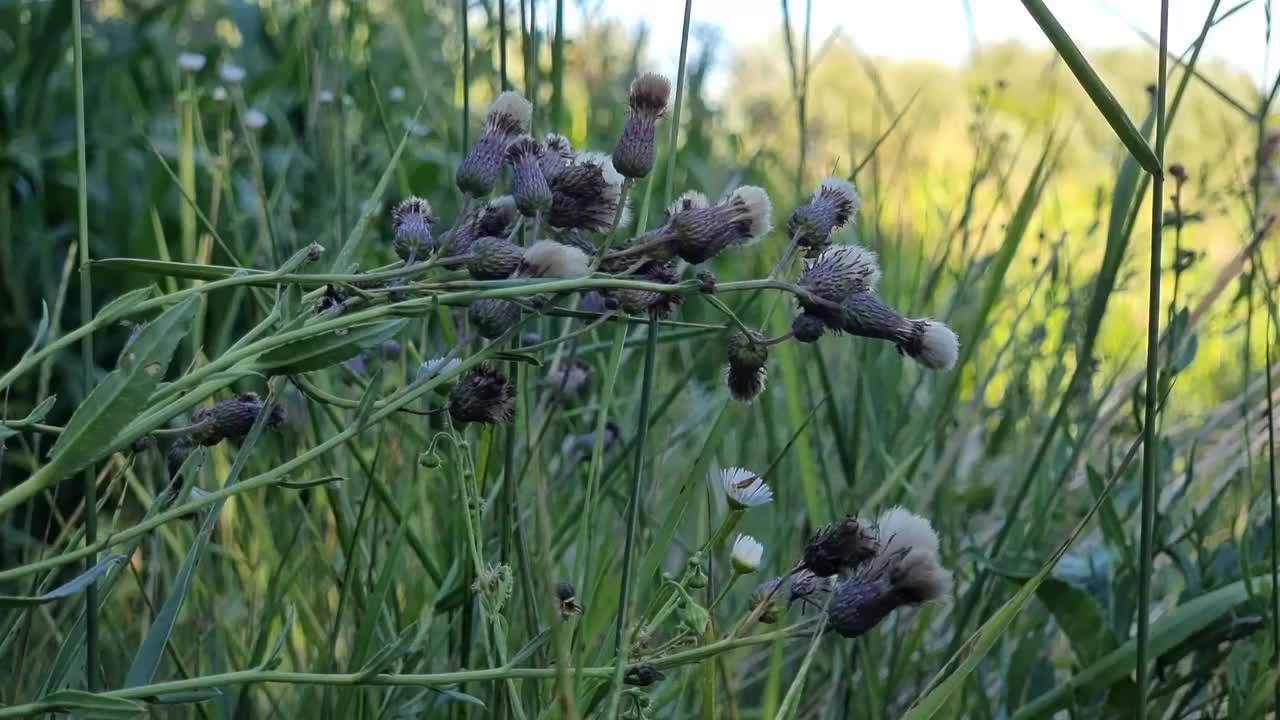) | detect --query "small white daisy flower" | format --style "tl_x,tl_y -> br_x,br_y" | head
731,534 -> 764,574
318,89 -> 335,104
720,467 -> 773,509
389,85 -> 407,102
210,86 -> 228,102
219,63 -> 246,84
177,52 -> 207,72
